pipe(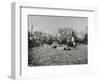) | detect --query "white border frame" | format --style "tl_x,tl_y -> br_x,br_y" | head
11,2 -> 96,80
